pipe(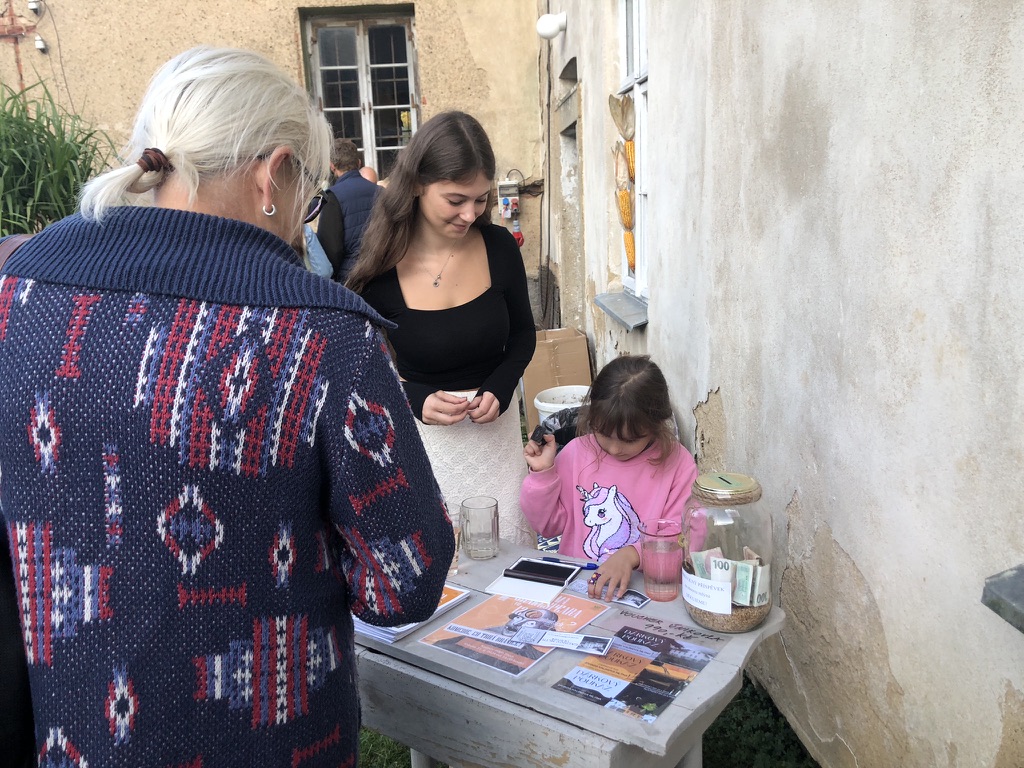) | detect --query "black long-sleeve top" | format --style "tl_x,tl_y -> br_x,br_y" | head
359,224 -> 536,420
